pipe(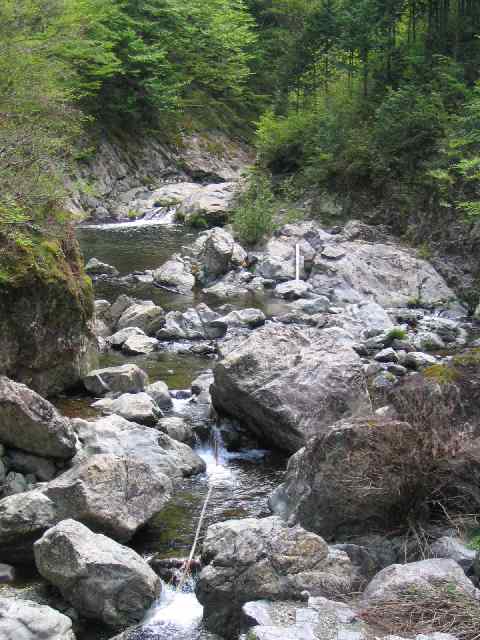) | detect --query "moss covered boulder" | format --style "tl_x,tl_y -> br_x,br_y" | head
0,225 -> 96,396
